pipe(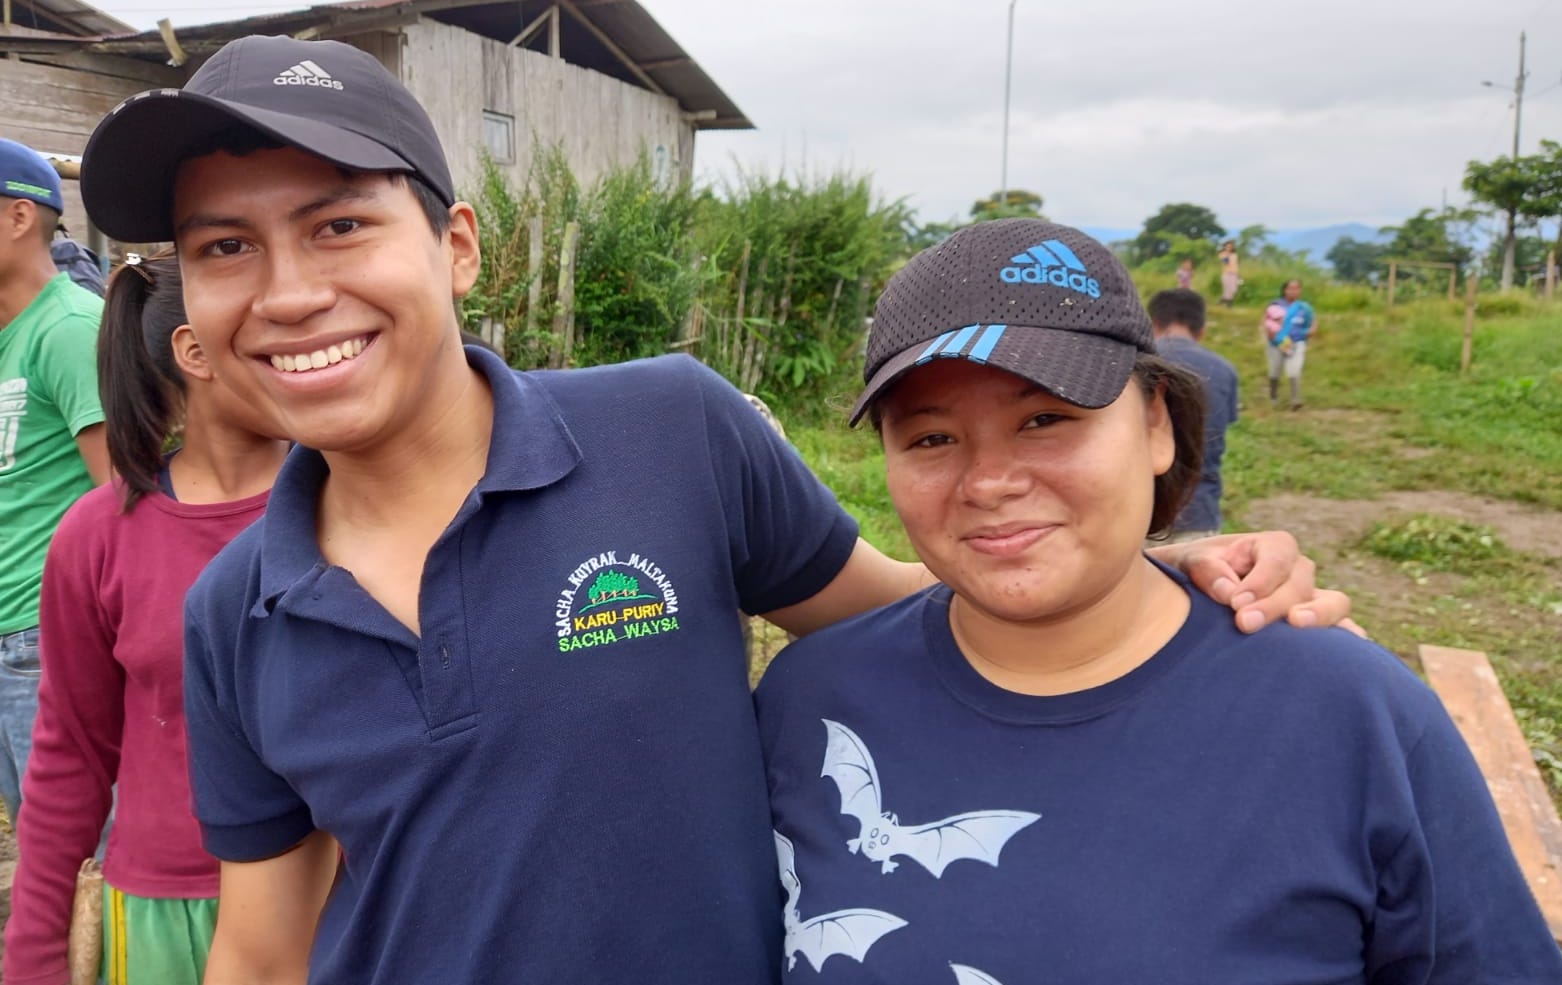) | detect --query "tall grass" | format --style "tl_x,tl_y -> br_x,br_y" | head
690,168 -> 909,421
461,151 -> 905,420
